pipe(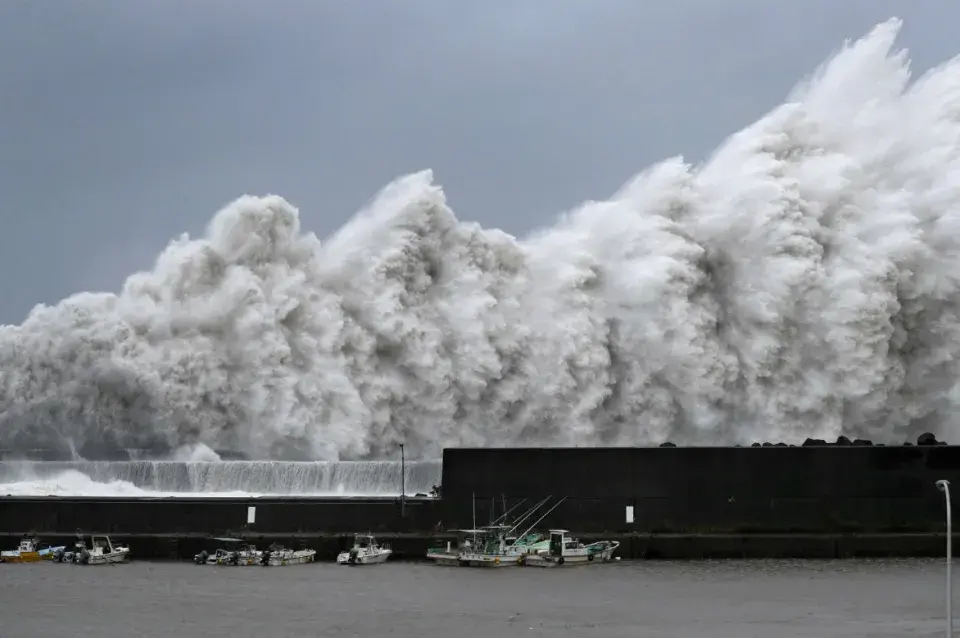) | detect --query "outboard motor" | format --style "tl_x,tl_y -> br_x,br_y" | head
195,550 -> 208,565
348,548 -> 359,565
